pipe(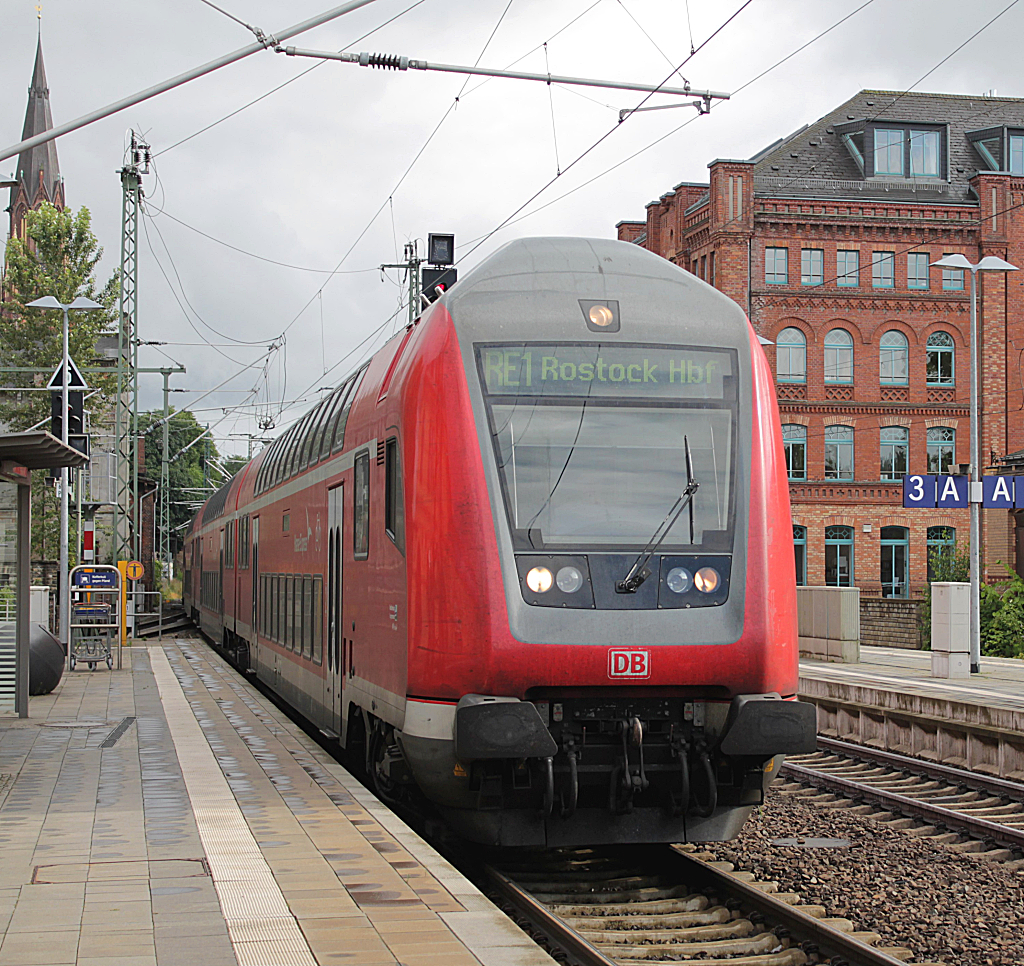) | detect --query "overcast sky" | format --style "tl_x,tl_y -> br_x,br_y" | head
2,0 -> 1021,457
